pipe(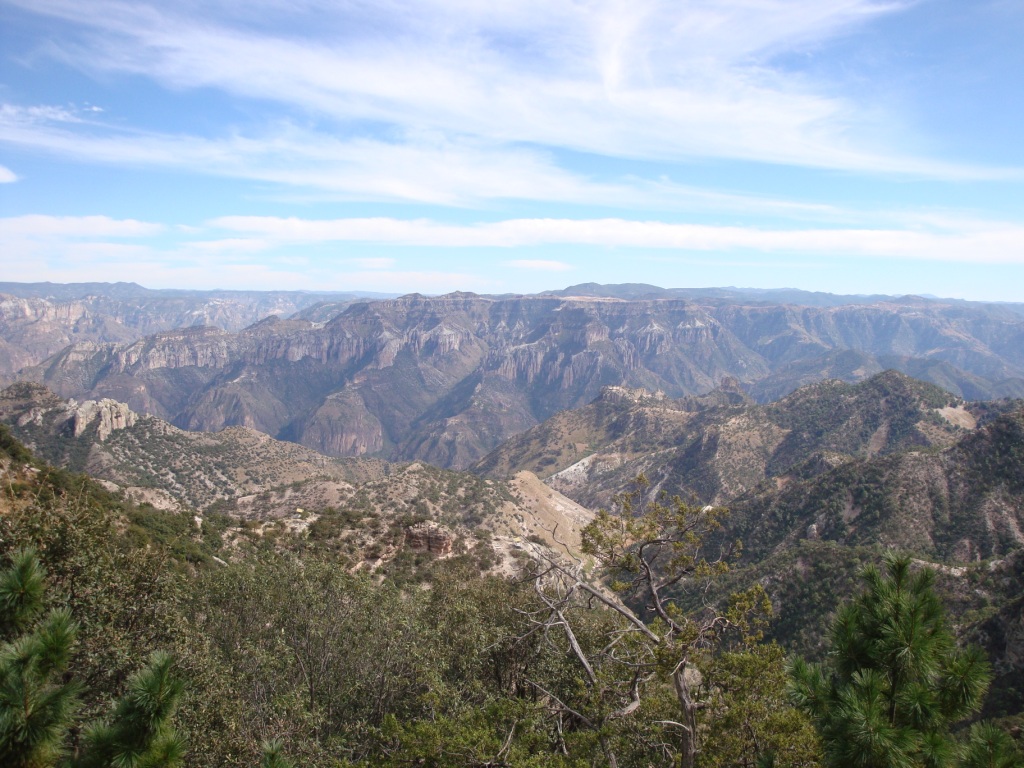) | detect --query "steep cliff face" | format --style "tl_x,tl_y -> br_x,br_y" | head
5,381 -> 139,442
705,301 -> 1024,391
15,292 -> 1024,469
